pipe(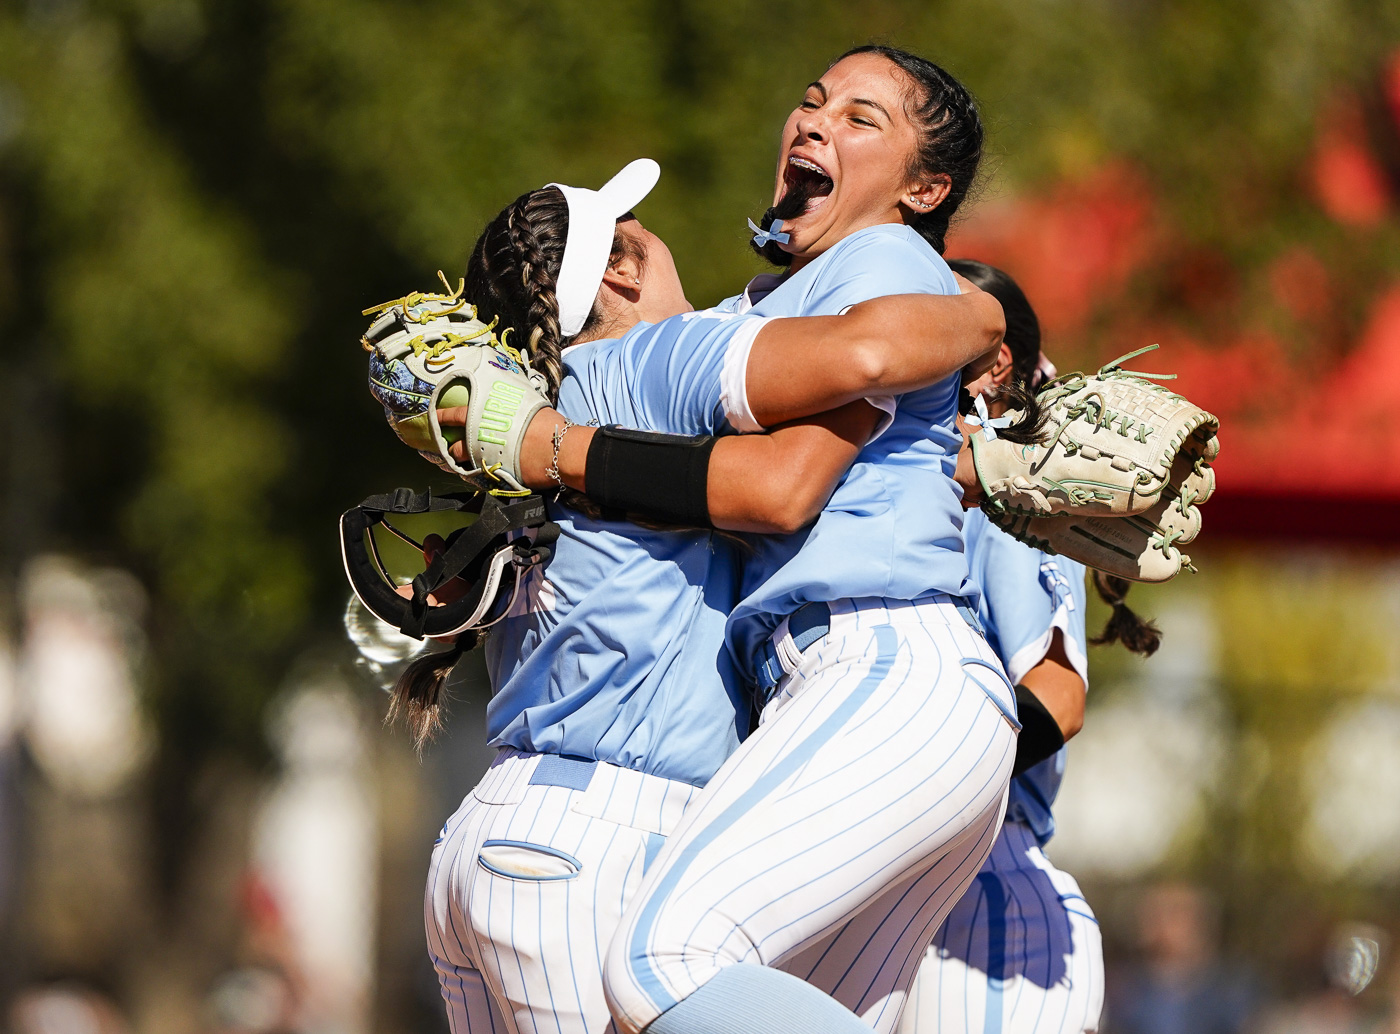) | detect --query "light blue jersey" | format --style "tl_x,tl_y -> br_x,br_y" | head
722,223 -> 974,681
963,507 -> 1089,845
482,314 -> 769,787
